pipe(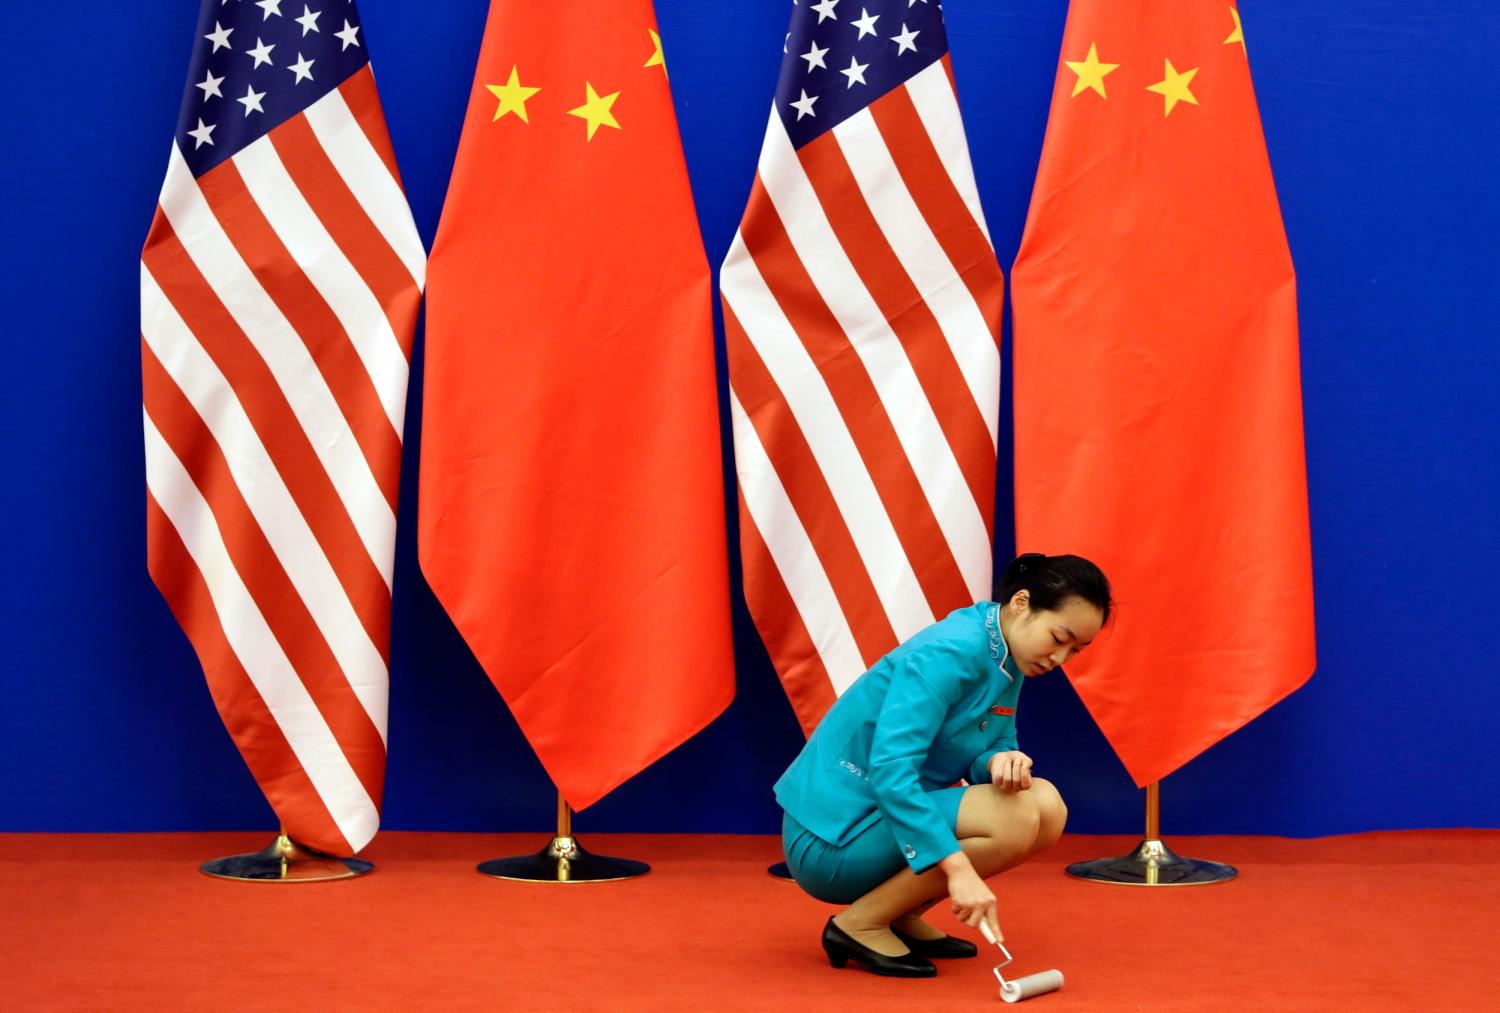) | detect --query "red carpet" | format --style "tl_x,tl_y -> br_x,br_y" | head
2,830 -> 1496,1010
